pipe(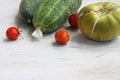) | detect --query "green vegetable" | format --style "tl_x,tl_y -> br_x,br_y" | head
19,0 -> 42,24
32,0 -> 82,39
78,2 -> 120,41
